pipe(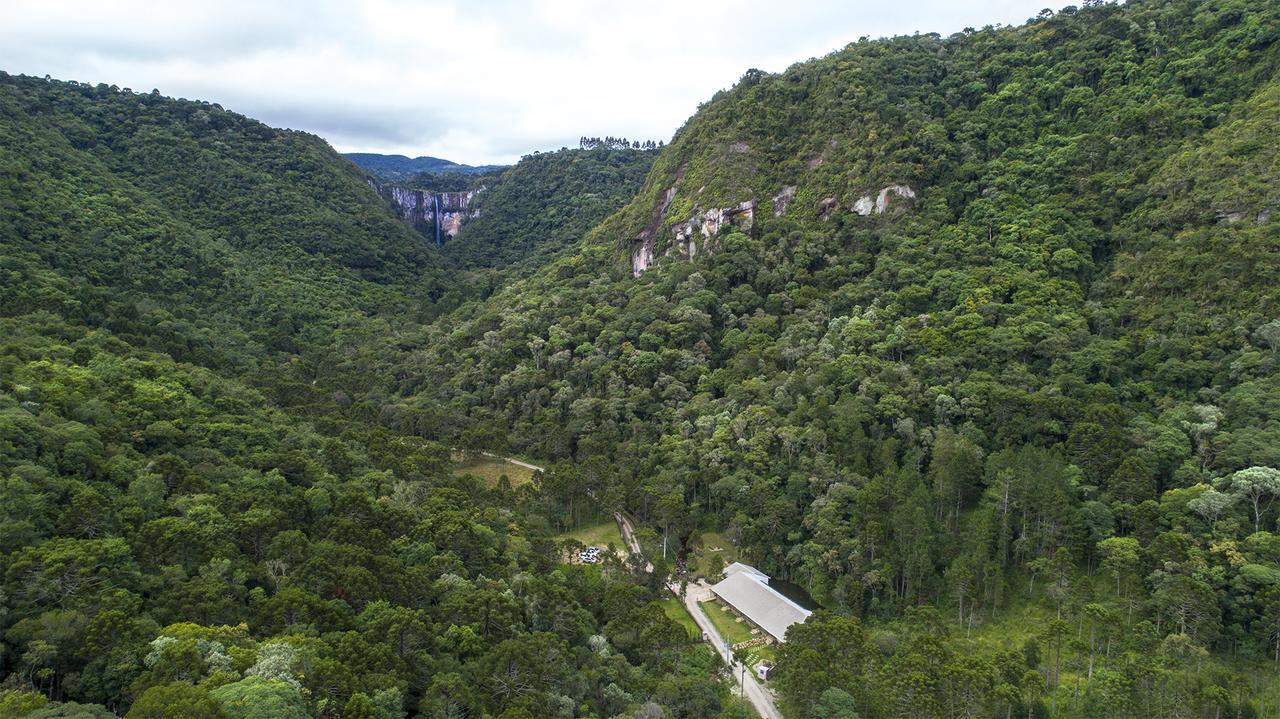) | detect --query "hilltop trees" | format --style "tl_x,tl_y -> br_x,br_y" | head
579,136 -> 663,151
